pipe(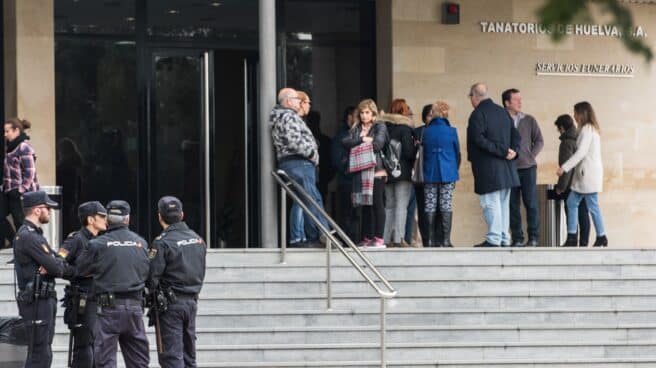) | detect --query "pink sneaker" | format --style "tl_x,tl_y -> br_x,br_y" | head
368,237 -> 386,249
357,238 -> 371,248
